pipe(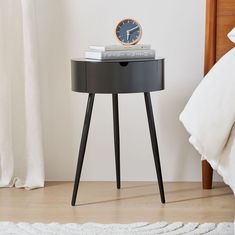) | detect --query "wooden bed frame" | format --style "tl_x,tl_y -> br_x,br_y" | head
202,0 -> 235,189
